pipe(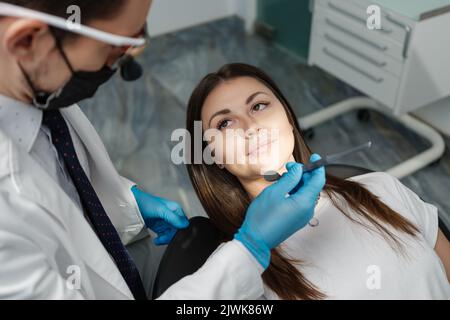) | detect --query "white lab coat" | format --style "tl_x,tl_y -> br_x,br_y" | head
0,104 -> 264,300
